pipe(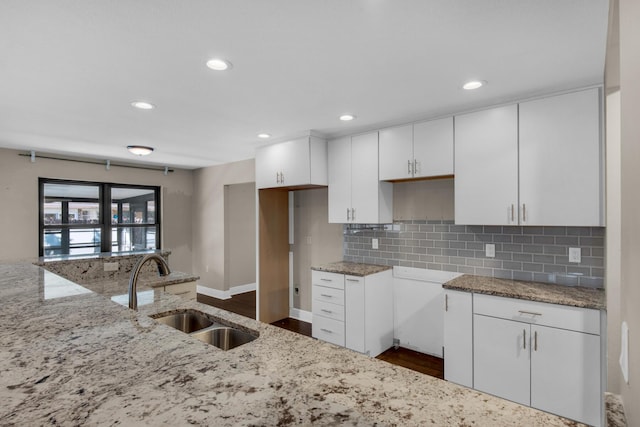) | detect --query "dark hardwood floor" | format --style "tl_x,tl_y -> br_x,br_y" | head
197,291 -> 444,379
376,346 -> 444,379
197,290 -> 256,320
